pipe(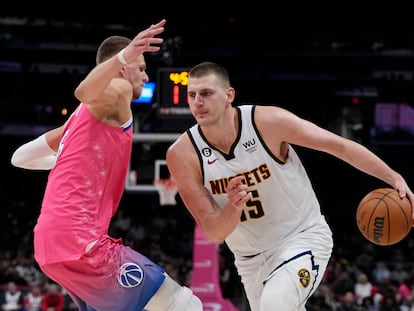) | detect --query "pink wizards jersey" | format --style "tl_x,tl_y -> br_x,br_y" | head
34,103 -> 133,266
